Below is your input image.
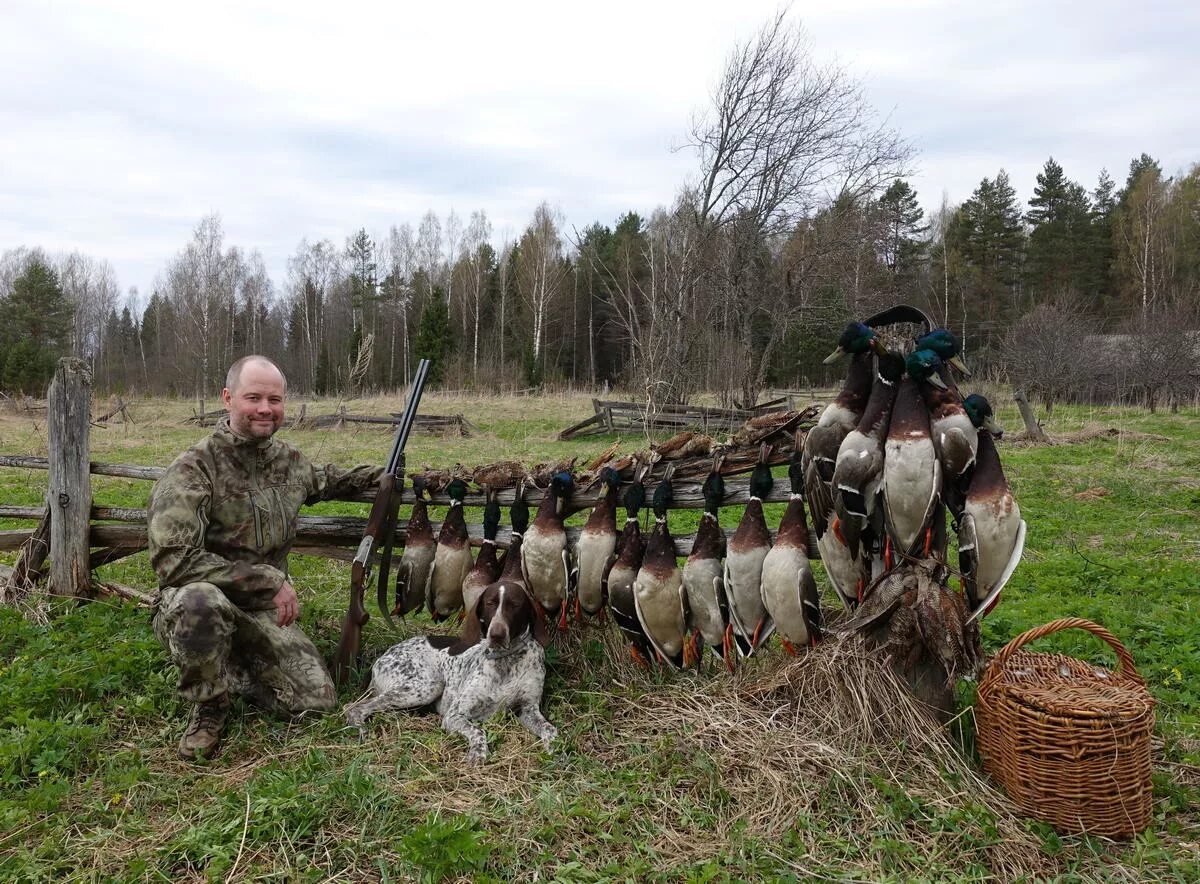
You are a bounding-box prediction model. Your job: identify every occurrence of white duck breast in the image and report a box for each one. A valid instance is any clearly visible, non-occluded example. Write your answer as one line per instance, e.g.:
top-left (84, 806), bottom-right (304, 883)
top-left (817, 530), bottom-right (865, 610)
top-left (723, 548), bottom-right (772, 647)
top-left (521, 526), bottom-right (569, 613)
top-left (933, 411), bottom-right (979, 477)
top-left (760, 545), bottom-right (817, 646)
top-left (882, 379), bottom-right (942, 555)
top-left (682, 554), bottom-right (725, 648)
top-left (429, 540), bottom-right (472, 618)
top-left (633, 569), bottom-right (687, 660)
top-left (962, 494), bottom-right (1025, 611)
top-left (575, 527), bottom-right (616, 615)
top-left (397, 543), bottom-right (435, 615)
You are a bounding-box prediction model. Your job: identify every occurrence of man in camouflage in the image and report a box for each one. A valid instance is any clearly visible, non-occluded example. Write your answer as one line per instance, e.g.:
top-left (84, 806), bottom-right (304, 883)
top-left (148, 356), bottom-right (381, 760)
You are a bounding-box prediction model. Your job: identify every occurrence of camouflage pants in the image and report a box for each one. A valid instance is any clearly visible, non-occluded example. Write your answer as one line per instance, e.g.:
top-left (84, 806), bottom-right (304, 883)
top-left (152, 582), bottom-right (336, 715)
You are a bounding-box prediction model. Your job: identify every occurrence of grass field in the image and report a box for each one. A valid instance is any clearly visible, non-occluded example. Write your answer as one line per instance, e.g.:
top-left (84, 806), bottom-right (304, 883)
top-left (1, 392), bottom-right (1198, 882)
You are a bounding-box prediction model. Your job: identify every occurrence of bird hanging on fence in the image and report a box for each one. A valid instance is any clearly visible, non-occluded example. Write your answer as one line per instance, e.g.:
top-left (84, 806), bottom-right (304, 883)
top-left (392, 475), bottom-right (435, 618)
top-left (914, 327), bottom-right (972, 378)
top-left (919, 355), bottom-right (984, 482)
top-left (723, 446), bottom-right (776, 656)
top-left (608, 468), bottom-right (654, 666)
top-left (521, 470), bottom-right (575, 629)
top-left (462, 489), bottom-right (502, 614)
top-left (760, 449), bottom-right (822, 656)
top-left (803, 322), bottom-right (881, 541)
top-left (682, 463), bottom-right (731, 669)
top-left (427, 478), bottom-right (474, 620)
top-left (574, 467), bottom-right (620, 620)
top-left (633, 465), bottom-right (689, 669)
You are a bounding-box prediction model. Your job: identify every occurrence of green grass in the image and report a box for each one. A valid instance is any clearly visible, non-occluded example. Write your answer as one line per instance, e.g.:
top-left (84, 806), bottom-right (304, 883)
top-left (1, 393), bottom-right (1198, 881)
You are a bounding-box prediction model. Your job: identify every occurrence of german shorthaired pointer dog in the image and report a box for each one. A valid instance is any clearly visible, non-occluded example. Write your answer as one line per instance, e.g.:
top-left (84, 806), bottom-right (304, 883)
top-left (345, 582), bottom-right (556, 762)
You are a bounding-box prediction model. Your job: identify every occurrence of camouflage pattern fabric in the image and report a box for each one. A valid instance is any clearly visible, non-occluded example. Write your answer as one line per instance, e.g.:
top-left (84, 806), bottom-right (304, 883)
top-left (153, 582), bottom-right (337, 714)
top-left (147, 417), bottom-right (381, 709)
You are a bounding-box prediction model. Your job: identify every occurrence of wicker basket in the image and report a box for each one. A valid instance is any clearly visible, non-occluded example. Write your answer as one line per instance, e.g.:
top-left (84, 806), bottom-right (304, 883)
top-left (975, 618), bottom-right (1156, 838)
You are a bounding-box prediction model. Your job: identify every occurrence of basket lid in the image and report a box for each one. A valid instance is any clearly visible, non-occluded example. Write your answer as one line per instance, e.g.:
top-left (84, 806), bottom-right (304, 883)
top-left (989, 649), bottom-right (1155, 720)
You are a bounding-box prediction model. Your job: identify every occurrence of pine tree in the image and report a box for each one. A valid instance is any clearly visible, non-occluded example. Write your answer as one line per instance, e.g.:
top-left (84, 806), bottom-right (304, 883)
top-left (1089, 169), bottom-right (1118, 304)
top-left (953, 170), bottom-right (1025, 339)
top-left (876, 180), bottom-right (929, 292)
top-left (1, 258), bottom-right (72, 393)
top-left (413, 288), bottom-right (452, 384)
top-left (1024, 157), bottom-right (1094, 299)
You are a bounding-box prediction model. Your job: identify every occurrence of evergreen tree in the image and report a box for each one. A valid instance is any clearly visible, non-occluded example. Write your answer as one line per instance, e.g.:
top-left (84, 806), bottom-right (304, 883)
top-left (876, 180), bottom-right (929, 292)
top-left (1, 258), bottom-right (72, 393)
top-left (413, 287), bottom-right (452, 384)
top-left (953, 170), bottom-right (1025, 336)
top-left (1089, 169), bottom-right (1118, 304)
top-left (1024, 157), bottom-right (1094, 299)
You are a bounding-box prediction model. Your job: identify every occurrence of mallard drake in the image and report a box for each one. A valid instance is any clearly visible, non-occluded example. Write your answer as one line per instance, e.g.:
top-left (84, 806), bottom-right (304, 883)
top-left (575, 467), bottom-right (619, 619)
top-left (761, 449), bottom-right (822, 655)
top-left (682, 465), bottom-right (729, 668)
top-left (832, 350), bottom-right (904, 555)
top-left (803, 322), bottom-right (882, 540)
top-left (633, 467), bottom-right (688, 668)
top-left (428, 478), bottom-right (474, 621)
top-left (521, 470), bottom-right (574, 628)
top-left (961, 429), bottom-right (1026, 623)
top-left (920, 362), bottom-right (980, 481)
top-left (608, 474), bottom-right (654, 666)
top-left (393, 475), bottom-right (435, 618)
top-left (462, 490), bottom-right (503, 614)
top-left (915, 327), bottom-right (971, 377)
top-left (723, 449), bottom-right (775, 655)
top-left (881, 353), bottom-right (944, 560)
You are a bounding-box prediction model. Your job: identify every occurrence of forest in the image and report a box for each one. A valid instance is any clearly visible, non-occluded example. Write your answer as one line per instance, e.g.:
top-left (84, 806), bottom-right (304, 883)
top-left (1, 17), bottom-right (1197, 410)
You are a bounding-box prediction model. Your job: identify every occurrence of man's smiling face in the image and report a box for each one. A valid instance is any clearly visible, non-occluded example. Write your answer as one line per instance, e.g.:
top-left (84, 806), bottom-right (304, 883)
top-left (222, 360), bottom-right (286, 440)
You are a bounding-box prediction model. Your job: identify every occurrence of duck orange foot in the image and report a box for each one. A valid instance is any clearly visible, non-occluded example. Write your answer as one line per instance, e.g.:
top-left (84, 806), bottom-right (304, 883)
top-left (781, 638), bottom-right (798, 657)
top-left (630, 645), bottom-right (652, 669)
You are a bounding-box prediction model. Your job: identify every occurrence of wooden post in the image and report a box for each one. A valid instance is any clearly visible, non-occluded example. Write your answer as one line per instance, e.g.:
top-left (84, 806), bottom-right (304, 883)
top-left (1012, 389), bottom-right (1049, 444)
top-left (47, 358), bottom-right (93, 598)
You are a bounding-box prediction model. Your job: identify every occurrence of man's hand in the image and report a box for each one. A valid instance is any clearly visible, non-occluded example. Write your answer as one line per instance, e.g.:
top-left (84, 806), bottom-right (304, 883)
top-left (273, 581), bottom-right (300, 627)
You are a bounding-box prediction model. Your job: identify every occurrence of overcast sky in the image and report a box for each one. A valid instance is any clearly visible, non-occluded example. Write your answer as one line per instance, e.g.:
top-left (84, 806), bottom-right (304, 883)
top-left (2, 0), bottom-right (1197, 300)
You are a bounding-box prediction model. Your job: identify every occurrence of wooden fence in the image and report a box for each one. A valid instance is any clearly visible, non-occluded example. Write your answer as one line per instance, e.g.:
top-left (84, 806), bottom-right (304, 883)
top-left (1, 360), bottom-right (814, 603)
top-left (558, 396), bottom-right (794, 440)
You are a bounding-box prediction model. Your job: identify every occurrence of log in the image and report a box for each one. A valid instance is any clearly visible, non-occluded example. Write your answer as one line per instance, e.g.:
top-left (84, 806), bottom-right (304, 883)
top-left (1, 512), bottom-right (50, 604)
top-left (94, 579), bottom-right (154, 607)
top-left (47, 359), bottom-right (92, 599)
top-left (1012, 389), bottom-right (1050, 443)
top-left (0, 455), bottom-right (166, 482)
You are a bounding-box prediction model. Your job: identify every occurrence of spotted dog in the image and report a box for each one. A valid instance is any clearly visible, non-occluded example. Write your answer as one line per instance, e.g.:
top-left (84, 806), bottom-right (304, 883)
top-left (345, 581), bottom-right (555, 762)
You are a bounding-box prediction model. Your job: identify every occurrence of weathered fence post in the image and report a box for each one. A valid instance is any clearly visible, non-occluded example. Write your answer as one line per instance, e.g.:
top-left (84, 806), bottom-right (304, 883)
top-left (48, 358), bottom-right (93, 598)
top-left (1012, 389), bottom-right (1049, 444)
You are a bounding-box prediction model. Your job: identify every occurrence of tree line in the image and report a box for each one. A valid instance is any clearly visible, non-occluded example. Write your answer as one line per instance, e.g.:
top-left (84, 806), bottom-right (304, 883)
top-left (2, 15), bottom-right (1197, 408)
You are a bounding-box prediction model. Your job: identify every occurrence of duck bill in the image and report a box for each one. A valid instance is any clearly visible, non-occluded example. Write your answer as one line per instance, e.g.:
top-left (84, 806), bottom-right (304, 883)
top-left (822, 346), bottom-right (846, 365)
top-left (926, 373), bottom-right (949, 390)
top-left (983, 416), bottom-right (1003, 439)
top-left (948, 355), bottom-right (972, 377)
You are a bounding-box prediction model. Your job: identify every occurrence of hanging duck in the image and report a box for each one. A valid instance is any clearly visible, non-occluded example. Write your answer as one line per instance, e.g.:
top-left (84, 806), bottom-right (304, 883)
top-left (761, 449), bottom-right (822, 655)
top-left (608, 472), bottom-right (654, 666)
top-left (961, 428), bottom-right (1026, 623)
top-left (682, 464), bottom-right (729, 668)
top-left (831, 350), bottom-right (904, 558)
top-left (723, 447), bottom-right (775, 655)
top-left (392, 475), bottom-right (435, 618)
top-left (914, 327), bottom-right (971, 378)
top-left (881, 351), bottom-right (945, 562)
top-left (426, 478), bottom-right (474, 621)
top-left (521, 470), bottom-right (575, 629)
top-left (633, 466), bottom-right (688, 669)
top-left (574, 467), bottom-right (619, 620)
top-left (461, 489), bottom-right (502, 614)
top-left (803, 322), bottom-right (882, 540)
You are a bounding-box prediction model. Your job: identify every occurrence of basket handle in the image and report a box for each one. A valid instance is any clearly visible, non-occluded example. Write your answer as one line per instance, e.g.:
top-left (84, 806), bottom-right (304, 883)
top-left (991, 617), bottom-right (1143, 681)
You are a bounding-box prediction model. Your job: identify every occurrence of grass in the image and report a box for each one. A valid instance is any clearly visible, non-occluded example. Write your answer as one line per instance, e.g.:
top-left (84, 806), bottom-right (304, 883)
top-left (1, 391), bottom-right (1198, 881)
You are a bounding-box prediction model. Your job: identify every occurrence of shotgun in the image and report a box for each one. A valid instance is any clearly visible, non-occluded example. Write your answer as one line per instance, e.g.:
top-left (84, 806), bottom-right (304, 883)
top-left (331, 358), bottom-right (431, 686)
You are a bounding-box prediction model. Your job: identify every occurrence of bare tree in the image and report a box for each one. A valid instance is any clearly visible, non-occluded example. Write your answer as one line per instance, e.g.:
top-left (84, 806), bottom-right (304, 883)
top-left (1121, 298), bottom-right (1200, 412)
top-left (1003, 297), bottom-right (1100, 414)
top-left (416, 211), bottom-right (443, 300)
top-left (461, 210), bottom-right (493, 379)
top-left (516, 203), bottom-right (566, 373)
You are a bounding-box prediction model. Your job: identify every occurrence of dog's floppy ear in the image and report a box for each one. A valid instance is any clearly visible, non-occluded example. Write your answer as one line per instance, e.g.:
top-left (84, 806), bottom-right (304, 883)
top-left (526, 588), bottom-right (550, 647)
top-left (451, 591), bottom-right (487, 654)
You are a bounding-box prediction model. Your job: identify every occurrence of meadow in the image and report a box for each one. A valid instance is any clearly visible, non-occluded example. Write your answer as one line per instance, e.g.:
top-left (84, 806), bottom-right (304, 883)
top-left (1, 391), bottom-right (1197, 882)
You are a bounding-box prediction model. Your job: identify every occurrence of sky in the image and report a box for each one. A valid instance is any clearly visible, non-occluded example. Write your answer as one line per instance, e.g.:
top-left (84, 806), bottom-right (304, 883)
top-left (2, 0), bottom-right (1197, 301)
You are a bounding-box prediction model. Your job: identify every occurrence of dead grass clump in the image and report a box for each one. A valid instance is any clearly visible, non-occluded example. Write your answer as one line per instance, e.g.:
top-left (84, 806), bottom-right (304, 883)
top-left (1009, 423), bottom-right (1171, 447)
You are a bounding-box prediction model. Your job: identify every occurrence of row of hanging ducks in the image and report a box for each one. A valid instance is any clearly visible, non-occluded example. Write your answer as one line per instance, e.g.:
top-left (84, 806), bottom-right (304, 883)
top-left (380, 310), bottom-right (1025, 669)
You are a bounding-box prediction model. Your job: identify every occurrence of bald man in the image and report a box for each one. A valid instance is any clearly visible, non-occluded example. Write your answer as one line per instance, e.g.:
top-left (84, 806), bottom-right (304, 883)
top-left (148, 356), bottom-right (382, 760)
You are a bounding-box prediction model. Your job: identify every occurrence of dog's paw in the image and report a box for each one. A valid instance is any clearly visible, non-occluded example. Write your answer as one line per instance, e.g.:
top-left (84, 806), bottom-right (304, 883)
top-left (539, 725), bottom-right (558, 748)
top-left (466, 747), bottom-right (487, 765)
top-left (344, 706), bottom-right (366, 729)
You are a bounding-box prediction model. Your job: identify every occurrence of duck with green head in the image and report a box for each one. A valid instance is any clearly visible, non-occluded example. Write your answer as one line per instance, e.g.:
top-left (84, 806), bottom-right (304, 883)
top-left (521, 470), bottom-right (575, 629)
top-left (574, 467), bottom-right (620, 620)
top-left (723, 447), bottom-right (776, 656)
top-left (803, 322), bottom-right (883, 542)
top-left (427, 478), bottom-right (474, 621)
top-left (760, 448), bottom-right (822, 655)
top-left (682, 462), bottom-right (729, 668)
top-left (608, 467), bottom-right (654, 666)
top-left (915, 328), bottom-right (971, 378)
top-left (880, 352), bottom-right (945, 561)
top-left (633, 466), bottom-right (688, 669)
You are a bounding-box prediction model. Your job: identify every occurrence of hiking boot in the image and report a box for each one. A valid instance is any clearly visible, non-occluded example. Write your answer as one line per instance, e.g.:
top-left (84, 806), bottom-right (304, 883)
top-left (178, 694), bottom-right (230, 761)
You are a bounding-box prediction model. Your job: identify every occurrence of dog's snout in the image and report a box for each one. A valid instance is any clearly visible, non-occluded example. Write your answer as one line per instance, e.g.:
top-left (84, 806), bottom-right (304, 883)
top-left (487, 616), bottom-right (510, 647)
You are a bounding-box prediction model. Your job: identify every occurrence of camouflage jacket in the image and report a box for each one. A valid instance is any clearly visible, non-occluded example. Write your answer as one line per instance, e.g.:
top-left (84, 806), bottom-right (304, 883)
top-left (148, 418), bottom-right (382, 610)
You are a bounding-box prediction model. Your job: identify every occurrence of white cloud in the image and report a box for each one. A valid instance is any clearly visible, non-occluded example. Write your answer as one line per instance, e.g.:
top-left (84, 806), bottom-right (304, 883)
top-left (2, 0), bottom-right (1197, 299)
